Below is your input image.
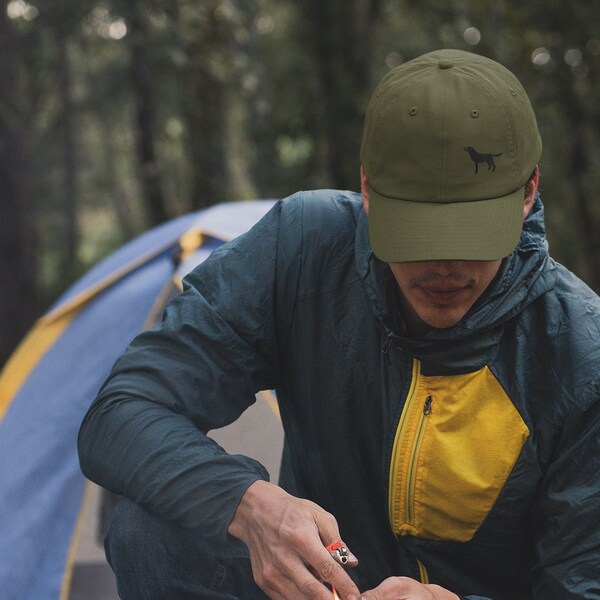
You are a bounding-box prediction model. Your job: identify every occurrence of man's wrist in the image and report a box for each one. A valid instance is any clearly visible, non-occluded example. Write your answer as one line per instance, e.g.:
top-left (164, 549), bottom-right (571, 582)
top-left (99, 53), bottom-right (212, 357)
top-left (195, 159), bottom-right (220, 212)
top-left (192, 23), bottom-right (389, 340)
top-left (228, 479), bottom-right (272, 541)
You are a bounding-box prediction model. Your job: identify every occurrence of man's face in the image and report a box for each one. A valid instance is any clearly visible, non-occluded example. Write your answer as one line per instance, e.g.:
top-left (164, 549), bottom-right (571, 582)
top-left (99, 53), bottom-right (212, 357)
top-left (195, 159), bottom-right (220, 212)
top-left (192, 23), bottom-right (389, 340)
top-left (389, 259), bottom-right (502, 330)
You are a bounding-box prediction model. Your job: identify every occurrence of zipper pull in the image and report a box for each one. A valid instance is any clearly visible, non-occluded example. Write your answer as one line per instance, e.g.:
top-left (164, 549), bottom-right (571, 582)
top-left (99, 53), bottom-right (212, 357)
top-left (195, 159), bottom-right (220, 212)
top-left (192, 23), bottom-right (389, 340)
top-left (381, 331), bottom-right (393, 354)
top-left (423, 395), bottom-right (433, 416)
top-left (381, 332), bottom-right (393, 366)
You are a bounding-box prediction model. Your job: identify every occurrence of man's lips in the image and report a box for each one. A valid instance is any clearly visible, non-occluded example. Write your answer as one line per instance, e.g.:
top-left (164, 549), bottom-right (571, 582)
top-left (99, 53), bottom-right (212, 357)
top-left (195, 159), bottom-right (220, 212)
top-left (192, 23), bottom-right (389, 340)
top-left (418, 285), bottom-right (468, 303)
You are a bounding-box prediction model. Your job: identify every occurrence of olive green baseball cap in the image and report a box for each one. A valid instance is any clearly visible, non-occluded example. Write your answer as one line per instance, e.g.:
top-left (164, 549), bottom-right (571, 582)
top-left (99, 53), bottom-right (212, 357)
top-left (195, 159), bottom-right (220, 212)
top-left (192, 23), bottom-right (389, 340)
top-left (360, 49), bottom-right (542, 262)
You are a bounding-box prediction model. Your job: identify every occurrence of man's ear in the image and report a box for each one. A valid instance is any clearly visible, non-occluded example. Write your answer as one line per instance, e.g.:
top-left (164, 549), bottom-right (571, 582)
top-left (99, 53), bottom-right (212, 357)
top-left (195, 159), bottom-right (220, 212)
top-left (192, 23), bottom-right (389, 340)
top-left (360, 165), bottom-right (369, 215)
top-left (523, 165), bottom-right (539, 219)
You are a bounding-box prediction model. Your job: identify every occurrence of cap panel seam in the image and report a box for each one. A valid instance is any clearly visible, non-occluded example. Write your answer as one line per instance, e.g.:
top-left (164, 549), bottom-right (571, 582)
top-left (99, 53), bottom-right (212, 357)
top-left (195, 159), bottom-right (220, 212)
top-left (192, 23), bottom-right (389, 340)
top-left (439, 69), bottom-right (448, 202)
top-left (458, 69), bottom-right (520, 182)
top-left (370, 68), bottom-right (435, 182)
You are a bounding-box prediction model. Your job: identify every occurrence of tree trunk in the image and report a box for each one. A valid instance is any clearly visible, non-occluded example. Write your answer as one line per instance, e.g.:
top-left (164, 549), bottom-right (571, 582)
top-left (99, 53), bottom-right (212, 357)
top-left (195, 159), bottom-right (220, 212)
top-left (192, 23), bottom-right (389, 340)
top-left (188, 63), bottom-right (228, 209)
top-left (298, 0), bottom-right (383, 190)
top-left (57, 35), bottom-right (80, 274)
top-left (562, 95), bottom-right (600, 292)
top-left (185, 4), bottom-right (229, 209)
top-left (128, 6), bottom-right (169, 226)
top-left (0, 11), bottom-right (39, 366)
top-left (98, 115), bottom-right (137, 241)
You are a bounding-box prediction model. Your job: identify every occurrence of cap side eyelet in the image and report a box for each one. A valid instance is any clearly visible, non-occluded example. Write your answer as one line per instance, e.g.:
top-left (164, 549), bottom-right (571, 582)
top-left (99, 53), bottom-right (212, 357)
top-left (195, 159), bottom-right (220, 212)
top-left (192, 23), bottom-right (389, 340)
top-left (409, 106), bottom-right (418, 116)
top-left (470, 109), bottom-right (479, 118)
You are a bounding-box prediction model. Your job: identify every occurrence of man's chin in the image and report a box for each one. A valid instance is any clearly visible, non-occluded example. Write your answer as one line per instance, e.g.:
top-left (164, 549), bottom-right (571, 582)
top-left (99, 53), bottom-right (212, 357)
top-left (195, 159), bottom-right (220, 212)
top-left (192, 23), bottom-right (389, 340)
top-left (419, 308), bottom-right (467, 329)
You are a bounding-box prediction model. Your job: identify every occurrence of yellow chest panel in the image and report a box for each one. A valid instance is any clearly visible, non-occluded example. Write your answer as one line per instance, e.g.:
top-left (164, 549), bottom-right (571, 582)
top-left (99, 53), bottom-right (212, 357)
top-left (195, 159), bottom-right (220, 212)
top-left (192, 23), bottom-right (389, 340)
top-left (388, 360), bottom-right (530, 542)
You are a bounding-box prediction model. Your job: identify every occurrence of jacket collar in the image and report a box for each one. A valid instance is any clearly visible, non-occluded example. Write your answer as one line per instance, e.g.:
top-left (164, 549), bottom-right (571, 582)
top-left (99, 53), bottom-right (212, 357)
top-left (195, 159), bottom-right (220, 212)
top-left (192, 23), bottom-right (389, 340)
top-left (357, 192), bottom-right (556, 374)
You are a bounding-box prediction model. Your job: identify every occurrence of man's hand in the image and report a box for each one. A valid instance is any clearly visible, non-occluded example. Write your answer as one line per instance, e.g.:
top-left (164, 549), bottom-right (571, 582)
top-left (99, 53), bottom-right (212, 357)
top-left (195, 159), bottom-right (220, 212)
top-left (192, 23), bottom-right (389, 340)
top-left (361, 577), bottom-right (459, 600)
top-left (228, 480), bottom-right (361, 600)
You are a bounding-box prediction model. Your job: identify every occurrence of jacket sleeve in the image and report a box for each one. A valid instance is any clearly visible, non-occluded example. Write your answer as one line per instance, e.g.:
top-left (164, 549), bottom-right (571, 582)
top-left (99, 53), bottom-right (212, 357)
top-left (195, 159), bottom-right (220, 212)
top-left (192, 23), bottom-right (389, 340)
top-left (78, 197), bottom-right (302, 545)
top-left (531, 382), bottom-right (600, 596)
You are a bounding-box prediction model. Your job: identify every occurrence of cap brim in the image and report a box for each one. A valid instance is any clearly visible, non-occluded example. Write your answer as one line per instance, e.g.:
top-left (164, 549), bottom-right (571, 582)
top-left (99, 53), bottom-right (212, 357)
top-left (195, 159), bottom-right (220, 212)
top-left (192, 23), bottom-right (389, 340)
top-left (368, 186), bottom-right (525, 263)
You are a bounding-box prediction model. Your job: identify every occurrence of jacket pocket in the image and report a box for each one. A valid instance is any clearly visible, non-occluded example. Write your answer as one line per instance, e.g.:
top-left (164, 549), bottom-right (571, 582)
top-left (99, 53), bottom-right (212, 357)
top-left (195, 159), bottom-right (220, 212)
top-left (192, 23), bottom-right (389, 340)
top-left (388, 360), bottom-right (529, 542)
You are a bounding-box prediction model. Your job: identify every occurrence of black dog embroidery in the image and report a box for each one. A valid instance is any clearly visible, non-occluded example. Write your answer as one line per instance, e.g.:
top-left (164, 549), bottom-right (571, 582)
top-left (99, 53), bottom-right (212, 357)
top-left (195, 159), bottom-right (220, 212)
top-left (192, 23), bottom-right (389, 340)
top-left (463, 146), bottom-right (502, 173)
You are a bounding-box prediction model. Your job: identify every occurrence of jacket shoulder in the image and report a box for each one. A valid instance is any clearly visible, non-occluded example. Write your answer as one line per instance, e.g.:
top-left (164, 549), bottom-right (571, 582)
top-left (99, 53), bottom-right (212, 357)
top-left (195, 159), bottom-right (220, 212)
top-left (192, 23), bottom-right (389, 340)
top-left (546, 261), bottom-right (600, 333)
top-left (275, 189), bottom-right (364, 259)
top-left (279, 189), bottom-right (363, 230)
top-left (533, 261), bottom-right (600, 406)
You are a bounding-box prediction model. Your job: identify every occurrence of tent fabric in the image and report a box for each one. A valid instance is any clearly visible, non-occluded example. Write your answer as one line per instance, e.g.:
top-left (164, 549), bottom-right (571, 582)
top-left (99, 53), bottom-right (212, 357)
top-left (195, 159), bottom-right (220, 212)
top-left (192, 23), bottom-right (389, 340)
top-left (0, 200), bottom-right (275, 600)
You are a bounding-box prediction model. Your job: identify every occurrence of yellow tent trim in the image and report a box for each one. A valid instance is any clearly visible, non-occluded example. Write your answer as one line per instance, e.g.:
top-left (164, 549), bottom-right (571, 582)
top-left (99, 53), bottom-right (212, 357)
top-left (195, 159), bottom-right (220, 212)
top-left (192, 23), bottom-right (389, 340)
top-left (39, 223), bottom-right (214, 328)
top-left (180, 225), bottom-right (241, 250)
top-left (0, 224), bottom-right (214, 422)
top-left (258, 390), bottom-right (280, 421)
top-left (39, 239), bottom-right (182, 328)
top-left (141, 277), bottom-right (181, 331)
top-left (178, 228), bottom-right (205, 260)
top-left (59, 481), bottom-right (94, 600)
top-left (0, 310), bottom-right (78, 422)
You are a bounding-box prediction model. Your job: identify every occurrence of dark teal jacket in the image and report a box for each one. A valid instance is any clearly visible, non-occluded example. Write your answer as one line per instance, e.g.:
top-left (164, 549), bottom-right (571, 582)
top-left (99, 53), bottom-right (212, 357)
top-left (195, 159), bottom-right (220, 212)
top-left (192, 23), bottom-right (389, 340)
top-left (78, 190), bottom-right (600, 599)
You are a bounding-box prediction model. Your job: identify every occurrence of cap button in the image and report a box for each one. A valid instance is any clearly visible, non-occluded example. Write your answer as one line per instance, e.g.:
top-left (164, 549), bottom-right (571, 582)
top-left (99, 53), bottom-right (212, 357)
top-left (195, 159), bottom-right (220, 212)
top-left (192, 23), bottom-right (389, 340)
top-left (438, 59), bottom-right (454, 69)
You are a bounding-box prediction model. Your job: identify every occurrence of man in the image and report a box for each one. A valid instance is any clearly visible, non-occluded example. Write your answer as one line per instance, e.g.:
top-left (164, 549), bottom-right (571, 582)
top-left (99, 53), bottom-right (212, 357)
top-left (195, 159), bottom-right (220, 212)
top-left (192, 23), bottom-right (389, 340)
top-left (78, 49), bottom-right (600, 599)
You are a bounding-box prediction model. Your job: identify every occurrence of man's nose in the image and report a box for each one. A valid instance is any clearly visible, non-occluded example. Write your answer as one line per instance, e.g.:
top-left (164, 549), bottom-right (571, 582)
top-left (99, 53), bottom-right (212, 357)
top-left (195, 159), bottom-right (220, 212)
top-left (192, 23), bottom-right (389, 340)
top-left (429, 260), bottom-right (463, 274)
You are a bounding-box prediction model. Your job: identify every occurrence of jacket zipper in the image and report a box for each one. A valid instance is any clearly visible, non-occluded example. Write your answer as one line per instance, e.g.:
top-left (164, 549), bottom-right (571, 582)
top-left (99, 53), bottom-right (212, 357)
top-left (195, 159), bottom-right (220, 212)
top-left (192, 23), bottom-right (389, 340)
top-left (388, 358), bottom-right (418, 527)
top-left (388, 358), bottom-right (433, 529)
top-left (405, 392), bottom-right (432, 524)
top-left (387, 359), bottom-right (434, 585)
top-left (417, 558), bottom-right (429, 583)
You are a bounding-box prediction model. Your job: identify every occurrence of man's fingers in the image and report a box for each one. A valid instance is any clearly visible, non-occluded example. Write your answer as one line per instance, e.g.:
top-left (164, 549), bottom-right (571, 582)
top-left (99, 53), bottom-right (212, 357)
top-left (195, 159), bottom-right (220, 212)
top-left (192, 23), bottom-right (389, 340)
top-left (256, 557), bottom-right (332, 600)
top-left (308, 541), bottom-right (361, 600)
top-left (256, 528), bottom-right (358, 600)
top-left (326, 540), bottom-right (359, 568)
top-left (229, 482), bottom-right (362, 599)
top-left (361, 577), bottom-right (459, 600)
top-left (315, 510), bottom-right (359, 568)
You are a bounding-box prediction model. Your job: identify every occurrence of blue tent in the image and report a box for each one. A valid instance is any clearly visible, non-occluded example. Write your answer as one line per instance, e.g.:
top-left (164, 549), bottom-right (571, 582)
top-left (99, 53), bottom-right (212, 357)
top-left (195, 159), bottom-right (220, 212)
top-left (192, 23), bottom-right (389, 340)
top-left (0, 200), bottom-right (275, 600)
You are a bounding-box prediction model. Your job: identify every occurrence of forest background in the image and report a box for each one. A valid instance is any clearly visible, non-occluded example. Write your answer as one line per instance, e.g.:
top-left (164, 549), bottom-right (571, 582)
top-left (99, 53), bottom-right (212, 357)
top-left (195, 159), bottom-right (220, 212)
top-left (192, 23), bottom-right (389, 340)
top-left (2, 0), bottom-right (600, 367)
